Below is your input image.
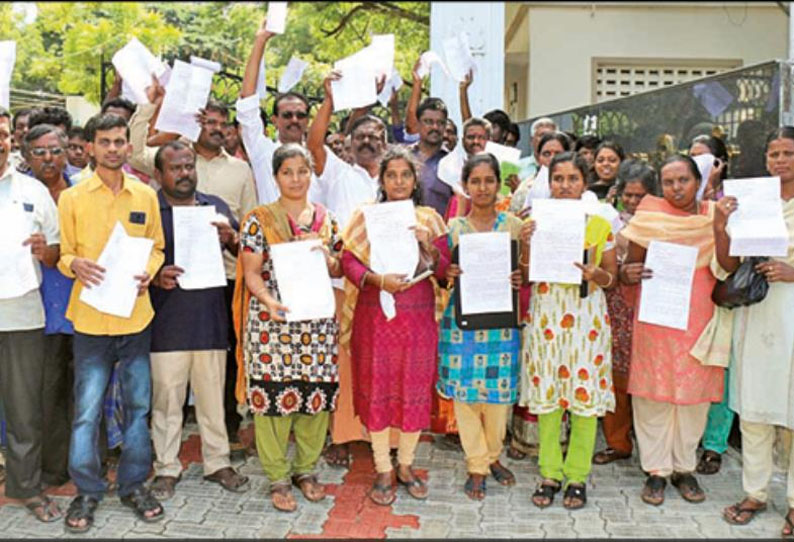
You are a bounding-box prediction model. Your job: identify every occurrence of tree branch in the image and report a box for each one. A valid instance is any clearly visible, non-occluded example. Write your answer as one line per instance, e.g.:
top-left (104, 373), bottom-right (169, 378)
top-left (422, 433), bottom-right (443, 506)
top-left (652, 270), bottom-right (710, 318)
top-left (320, 2), bottom-right (429, 38)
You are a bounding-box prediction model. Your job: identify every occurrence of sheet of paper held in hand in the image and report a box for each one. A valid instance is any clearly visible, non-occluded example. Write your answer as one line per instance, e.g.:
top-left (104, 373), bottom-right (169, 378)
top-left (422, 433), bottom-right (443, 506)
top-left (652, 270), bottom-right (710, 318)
top-left (154, 60), bottom-right (214, 141)
top-left (529, 199), bottom-right (586, 284)
top-left (269, 239), bottom-right (336, 322)
top-left (265, 2), bottom-right (288, 34)
top-left (80, 222), bottom-right (154, 318)
top-left (723, 177), bottom-right (789, 257)
top-left (362, 200), bottom-right (419, 277)
top-left (112, 38), bottom-right (166, 105)
top-left (459, 231), bottom-right (512, 315)
top-left (173, 206), bottom-right (227, 290)
top-left (638, 240), bottom-right (698, 331)
top-left (0, 203), bottom-right (38, 299)
top-left (332, 54), bottom-right (377, 112)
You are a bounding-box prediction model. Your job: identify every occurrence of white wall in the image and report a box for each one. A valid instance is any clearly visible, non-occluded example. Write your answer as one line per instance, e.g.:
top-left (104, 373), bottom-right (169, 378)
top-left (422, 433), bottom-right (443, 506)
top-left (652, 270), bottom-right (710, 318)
top-left (430, 2), bottom-right (505, 129)
top-left (523, 3), bottom-right (787, 118)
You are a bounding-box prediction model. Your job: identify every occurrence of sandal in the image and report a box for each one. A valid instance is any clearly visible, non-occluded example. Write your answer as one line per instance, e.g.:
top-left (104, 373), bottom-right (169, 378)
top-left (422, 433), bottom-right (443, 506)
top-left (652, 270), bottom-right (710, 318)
top-left (464, 474), bottom-right (487, 501)
top-left (291, 473), bottom-right (326, 502)
top-left (783, 508), bottom-right (794, 538)
top-left (120, 486), bottom-right (165, 523)
top-left (64, 495), bottom-right (98, 533)
top-left (563, 483), bottom-right (587, 510)
top-left (593, 447), bottom-right (632, 465)
top-left (204, 467), bottom-right (250, 494)
top-left (506, 445), bottom-right (527, 461)
top-left (641, 475), bottom-right (666, 506)
top-left (532, 479), bottom-right (561, 508)
top-left (270, 482), bottom-right (298, 513)
top-left (323, 443), bottom-right (350, 469)
top-left (723, 497), bottom-right (767, 525)
top-left (696, 450), bottom-right (722, 475)
top-left (671, 472), bottom-right (706, 503)
top-left (23, 494), bottom-right (62, 523)
top-left (396, 467), bottom-right (428, 500)
top-left (149, 475), bottom-right (180, 501)
top-left (369, 474), bottom-right (396, 507)
top-left (489, 461), bottom-right (516, 486)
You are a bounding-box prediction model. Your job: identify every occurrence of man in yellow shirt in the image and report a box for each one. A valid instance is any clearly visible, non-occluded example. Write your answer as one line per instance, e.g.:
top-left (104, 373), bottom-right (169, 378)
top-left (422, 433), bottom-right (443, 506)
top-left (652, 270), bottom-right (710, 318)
top-left (56, 113), bottom-right (165, 533)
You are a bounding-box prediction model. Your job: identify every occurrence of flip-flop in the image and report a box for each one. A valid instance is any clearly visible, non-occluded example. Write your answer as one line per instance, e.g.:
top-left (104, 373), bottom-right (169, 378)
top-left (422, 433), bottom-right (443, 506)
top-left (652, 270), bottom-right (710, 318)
top-left (464, 474), bottom-right (486, 500)
top-left (489, 461), bottom-right (516, 486)
top-left (23, 495), bottom-right (62, 523)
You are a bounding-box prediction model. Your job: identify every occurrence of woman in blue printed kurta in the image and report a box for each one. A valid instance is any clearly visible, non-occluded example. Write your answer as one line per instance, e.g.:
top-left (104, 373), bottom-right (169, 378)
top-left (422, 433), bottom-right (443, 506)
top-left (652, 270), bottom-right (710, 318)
top-left (434, 153), bottom-right (526, 500)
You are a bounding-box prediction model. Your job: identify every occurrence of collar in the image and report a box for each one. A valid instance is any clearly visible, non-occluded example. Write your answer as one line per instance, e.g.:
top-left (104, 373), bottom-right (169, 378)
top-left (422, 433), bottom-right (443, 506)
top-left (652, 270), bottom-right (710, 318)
top-left (0, 162), bottom-right (14, 183)
top-left (86, 170), bottom-right (133, 193)
top-left (157, 188), bottom-right (213, 210)
top-left (410, 142), bottom-right (447, 161)
top-left (193, 144), bottom-right (230, 162)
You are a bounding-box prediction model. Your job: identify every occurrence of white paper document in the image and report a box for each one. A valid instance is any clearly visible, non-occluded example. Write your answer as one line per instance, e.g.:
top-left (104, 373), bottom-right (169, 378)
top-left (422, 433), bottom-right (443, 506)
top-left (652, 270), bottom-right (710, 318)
top-left (79, 222), bottom-right (154, 319)
top-left (370, 34), bottom-right (395, 79)
top-left (522, 166), bottom-right (550, 211)
top-left (112, 38), bottom-right (167, 105)
top-left (332, 54), bottom-right (377, 111)
top-left (638, 240), bottom-right (698, 331)
top-left (277, 57), bottom-right (308, 94)
top-left (443, 33), bottom-right (476, 83)
top-left (377, 68), bottom-right (403, 108)
top-left (416, 51), bottom-right (451, 80)
top-left (266, 2), bottom-right (288, 34)
top-left (437, 145), bottom-right (467, 196)
top-left (723, 177), bottom-right (789, 257)
top-left (459, 231), bottom-right (512, 315)
top-left (529, 199), bottom-right (586, 284)
top-left (190, 56), bottom-right (221, 74)
top-left (485, 141), bottom-right (521, 166)
top-left (269, 239), bottom-right (336, 322)
top-left (0, 203), bottom-right (38, 299)
top-left (154, 60), bottom-right (214, 141)
top-left (363, 200), bottom-right (419, 319)
top-left (173, 206), bottom-right (227, 290)
top-left (0, 40), bottom-right (15, 109)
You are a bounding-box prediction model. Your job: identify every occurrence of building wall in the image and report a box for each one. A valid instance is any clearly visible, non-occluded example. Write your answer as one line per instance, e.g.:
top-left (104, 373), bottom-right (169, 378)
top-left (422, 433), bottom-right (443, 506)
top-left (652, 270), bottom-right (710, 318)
top-left (518, 3), bottom-right (787, 119)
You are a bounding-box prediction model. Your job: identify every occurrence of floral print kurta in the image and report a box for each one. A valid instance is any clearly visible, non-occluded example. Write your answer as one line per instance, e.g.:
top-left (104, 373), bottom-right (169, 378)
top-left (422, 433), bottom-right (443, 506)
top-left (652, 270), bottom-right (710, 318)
top-left (241, 211), bottom-right (341, 417)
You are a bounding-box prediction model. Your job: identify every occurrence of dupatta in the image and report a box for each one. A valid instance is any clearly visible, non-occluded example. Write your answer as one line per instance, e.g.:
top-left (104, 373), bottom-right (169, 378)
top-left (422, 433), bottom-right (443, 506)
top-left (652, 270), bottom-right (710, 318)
top-left (339, 203), bottom-right (447, 346)
top-left (231, 201), bottom-right (333, 404)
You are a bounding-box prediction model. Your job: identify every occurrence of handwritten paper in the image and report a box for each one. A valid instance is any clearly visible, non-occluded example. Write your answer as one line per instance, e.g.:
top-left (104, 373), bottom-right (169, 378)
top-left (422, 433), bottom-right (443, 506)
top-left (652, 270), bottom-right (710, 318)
top-left (173, 206), bottom-right (227, 290)
top-left (266, 2), bottom-right (288, 34)
top-left (638, 241), bottom-right (698, 331)
top-left (363, 200), bottom-right (418, 319)
top-left (0, 202), bottom-right (38, 299)
top-left (277, 57), bottom-right (308, 94)
top-left (190, 56), bottom-right (221, 74)
top-left (112, 38), bottom-right (167, 105)
top-left (723, 177), bottom-right (789, 257)
top-left (0, 41), bottom-right (15, 109)
top-left (529, 199), bottom-right (585, 284)
top-left (154, 60), bottom-right (214, 141)
top-left (332, 53), bottom-right (377, 112)
top-left (269, 239), bottom-right (336, 322)
top-left (443, 33), bottom-right (476, 83)
top-left (79, 222), bottom-right (154, 318)
top-left (459, 231), bottom-right (512, 315)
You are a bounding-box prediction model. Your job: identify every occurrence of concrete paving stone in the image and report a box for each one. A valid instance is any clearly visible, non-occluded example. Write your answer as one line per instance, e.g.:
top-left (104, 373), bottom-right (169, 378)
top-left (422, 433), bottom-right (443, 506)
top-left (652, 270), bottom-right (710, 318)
top-left (390, 501), bottom-right (453, 517)
top-left (607, 524), bottom-right (675, 538)
top-left (162, 520), bottom-right (226, 539)
top-left (414, 518), bottom-right (451, 538)
top-left (122, 533), bottom-right (170, 539)
top-left (257, 520), bottom-right (294, 538)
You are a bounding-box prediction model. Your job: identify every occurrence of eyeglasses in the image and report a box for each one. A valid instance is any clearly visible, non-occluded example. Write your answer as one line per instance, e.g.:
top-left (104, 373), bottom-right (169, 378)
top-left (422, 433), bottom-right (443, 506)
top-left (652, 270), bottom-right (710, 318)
top-left (279, 111), bottom-right (308, 120)
top-left (30, 147), bottom-right (65, 157)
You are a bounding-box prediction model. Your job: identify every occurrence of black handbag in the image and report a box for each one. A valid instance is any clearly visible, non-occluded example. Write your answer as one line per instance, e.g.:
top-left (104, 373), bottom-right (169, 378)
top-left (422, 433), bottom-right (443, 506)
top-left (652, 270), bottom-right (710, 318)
top-left (711, 256), bottom-right (770, 309)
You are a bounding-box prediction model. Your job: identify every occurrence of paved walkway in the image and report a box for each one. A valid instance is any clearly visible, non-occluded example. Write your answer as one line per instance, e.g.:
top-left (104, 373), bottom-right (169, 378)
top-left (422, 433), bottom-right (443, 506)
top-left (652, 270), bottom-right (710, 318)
top-left (0, 421), bottom-right (790, 539)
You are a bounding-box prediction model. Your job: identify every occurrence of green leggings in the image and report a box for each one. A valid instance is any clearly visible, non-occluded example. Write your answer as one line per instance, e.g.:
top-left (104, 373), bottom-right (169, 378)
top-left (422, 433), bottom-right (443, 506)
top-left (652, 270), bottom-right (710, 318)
top-left (538, 409), bottom-right (597, 486)
top-left (254, 411), bottom-right (329, 484)
top-left (703, 369), bottom-right (734, 454)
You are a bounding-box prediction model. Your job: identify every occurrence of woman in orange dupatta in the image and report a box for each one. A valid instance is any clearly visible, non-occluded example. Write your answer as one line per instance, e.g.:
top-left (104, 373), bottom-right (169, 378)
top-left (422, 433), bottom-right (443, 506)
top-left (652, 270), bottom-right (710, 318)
top-left (620, 155), bottom-right (723, 507)
top-left (340, 147), bottom-right (447, 506)
top-left (232, 145), bottom-right (342, 513)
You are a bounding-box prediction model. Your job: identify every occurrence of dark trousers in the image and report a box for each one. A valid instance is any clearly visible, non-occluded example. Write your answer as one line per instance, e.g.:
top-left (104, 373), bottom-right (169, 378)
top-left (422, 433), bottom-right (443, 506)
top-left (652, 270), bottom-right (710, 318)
top-left (70, 328), bottom-right (152, 500)
top-left (42, 333), bottom-right (73, 485)
top-left (0, 329), bottom-right (45, 499)
top-left (224, 281), bottom-right (241, 440)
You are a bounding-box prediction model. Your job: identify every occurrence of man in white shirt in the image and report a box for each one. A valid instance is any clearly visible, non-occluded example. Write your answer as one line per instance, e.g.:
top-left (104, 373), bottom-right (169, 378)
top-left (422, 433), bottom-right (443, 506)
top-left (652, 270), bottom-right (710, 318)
top-left (0, 108), bottom-right (64, 523)
top-left (236, 17), bottom-right (315, 205)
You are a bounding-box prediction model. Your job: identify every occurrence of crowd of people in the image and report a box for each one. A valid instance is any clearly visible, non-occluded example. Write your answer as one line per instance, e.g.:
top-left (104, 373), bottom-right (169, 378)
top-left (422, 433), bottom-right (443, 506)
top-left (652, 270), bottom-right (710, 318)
top-left (1, 15), bottom-right (794, 537)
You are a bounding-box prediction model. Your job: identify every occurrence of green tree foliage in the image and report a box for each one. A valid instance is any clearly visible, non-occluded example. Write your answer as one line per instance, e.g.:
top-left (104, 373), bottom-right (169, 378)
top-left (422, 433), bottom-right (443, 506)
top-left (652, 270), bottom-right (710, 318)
top-left (0, 1), bottom-right (429, 107)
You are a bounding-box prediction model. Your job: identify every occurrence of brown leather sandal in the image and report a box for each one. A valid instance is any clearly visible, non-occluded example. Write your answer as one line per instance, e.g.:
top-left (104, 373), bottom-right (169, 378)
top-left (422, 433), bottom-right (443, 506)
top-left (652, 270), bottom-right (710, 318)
top-left (291, 473), bottom-right (326, 502)
top-left (204, 467), bottom-right (250, 493)
top-left (396, 467), bottom-right (428, 500)
top-left (723, 497), bottom-right (767, 525)
top-left (270, 482), bottom-right (298, 513)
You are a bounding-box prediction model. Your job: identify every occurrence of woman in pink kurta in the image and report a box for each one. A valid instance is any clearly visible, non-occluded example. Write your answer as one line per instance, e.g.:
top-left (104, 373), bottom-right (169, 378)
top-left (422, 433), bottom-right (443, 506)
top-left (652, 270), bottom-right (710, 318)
top-left (620, 155), bottom-right (722, 508)
top-left (340, 147), bottom-right (448, 506)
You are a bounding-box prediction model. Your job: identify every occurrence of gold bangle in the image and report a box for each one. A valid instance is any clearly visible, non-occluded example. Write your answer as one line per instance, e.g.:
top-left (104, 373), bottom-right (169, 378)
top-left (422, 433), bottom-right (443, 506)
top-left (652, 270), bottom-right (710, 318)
top-left (519, 254), bottom-right (529, 267)
top-left (601, 271), bottom-right (614, 289)
top-left (379, 274), bottom-right (385, 290)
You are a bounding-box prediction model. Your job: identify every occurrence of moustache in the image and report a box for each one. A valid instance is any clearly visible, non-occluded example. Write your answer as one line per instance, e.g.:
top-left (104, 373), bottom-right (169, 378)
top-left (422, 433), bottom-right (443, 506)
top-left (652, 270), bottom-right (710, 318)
top-left (357, 144), bottom-right (375, 153)
top-left (287, 123), bottom-right (301, 130)
top-left (176, 177), bottom-right (193, 185)
top-left (428, 130), bottom-right (440, 137)
top-left (210, 131), bottom-right (224, 138)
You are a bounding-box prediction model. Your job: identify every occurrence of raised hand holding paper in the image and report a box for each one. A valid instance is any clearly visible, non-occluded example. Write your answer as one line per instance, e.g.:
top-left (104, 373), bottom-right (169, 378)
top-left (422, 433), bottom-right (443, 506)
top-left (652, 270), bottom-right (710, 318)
top-left (723, 177), bottom-right (789, 257)
top-left (443, 33), bottom-right (476, 83)
top-left (154, 60), bottom-right (214, 141)
top-left (112, 38), bottom-right (166, 105)
top-left (265, 2), bottom-right (288, 34)
top-left (416, 51), bottom-right (451, 80)
top-left (332, 52), bottom-right (377, 112)
top-left (377, 68), bottom-right (403, 108)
